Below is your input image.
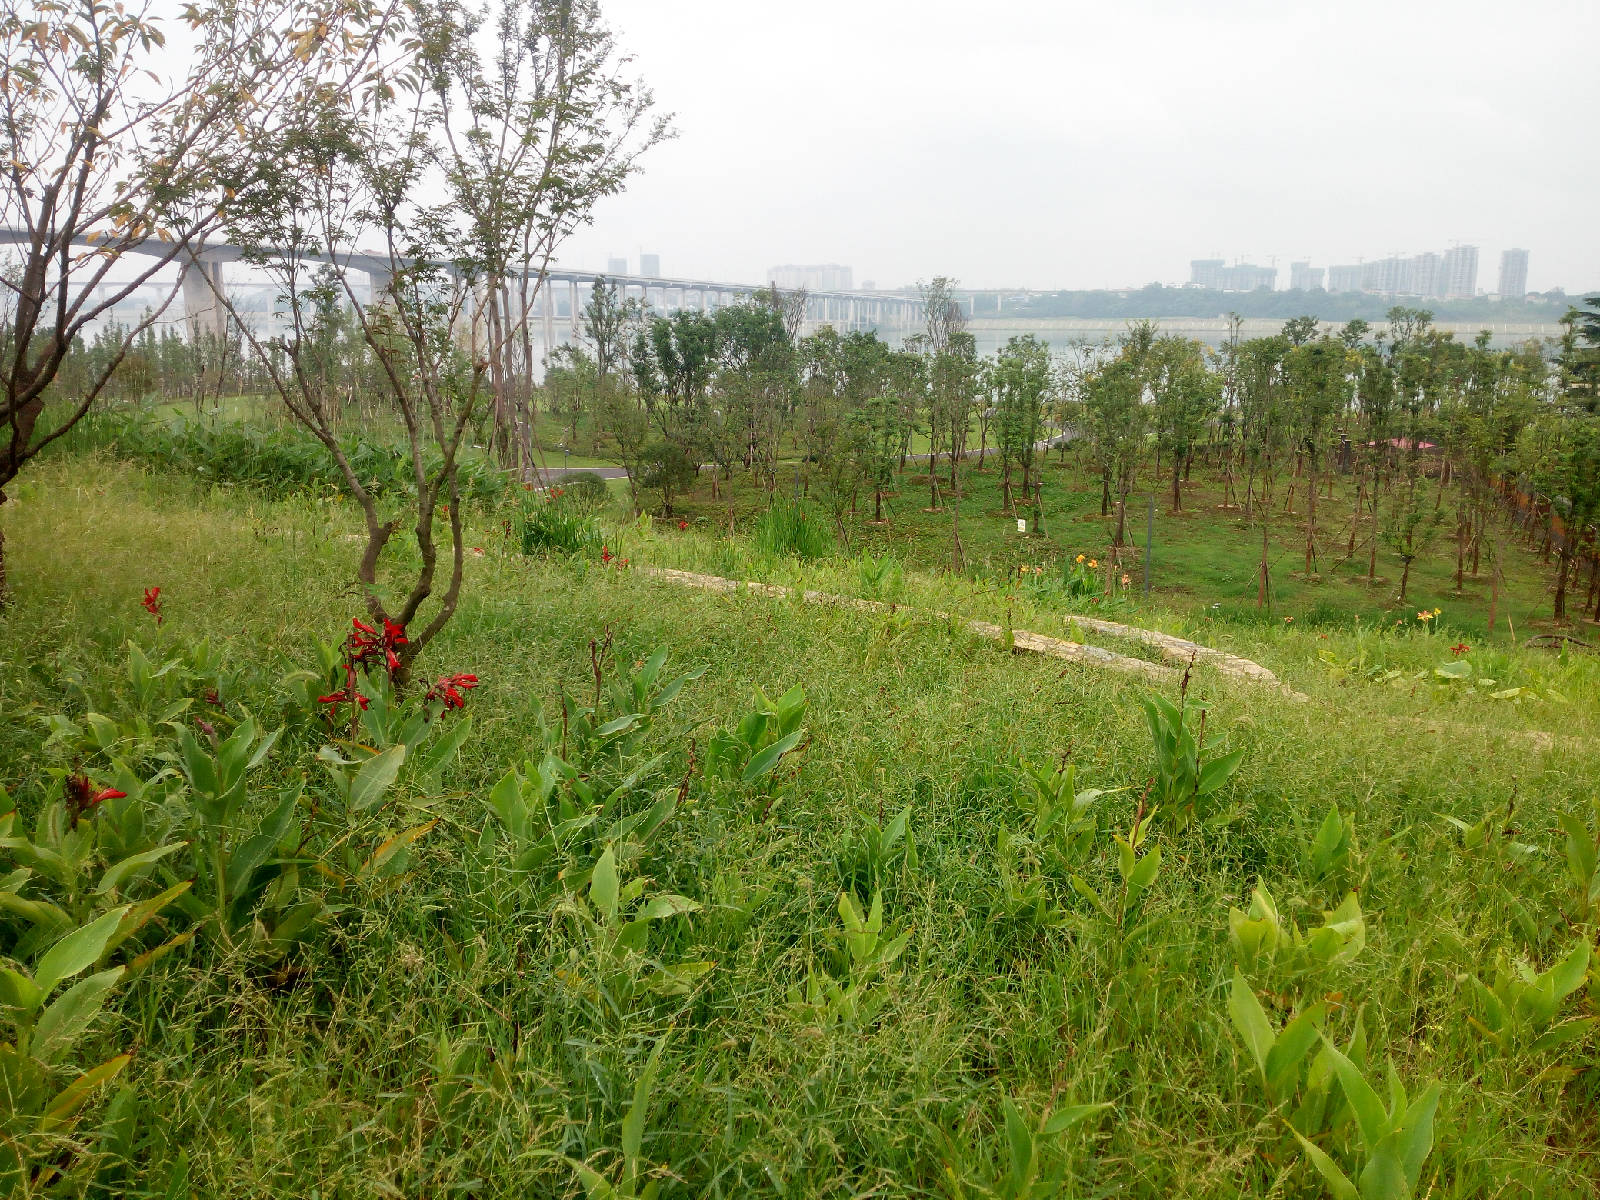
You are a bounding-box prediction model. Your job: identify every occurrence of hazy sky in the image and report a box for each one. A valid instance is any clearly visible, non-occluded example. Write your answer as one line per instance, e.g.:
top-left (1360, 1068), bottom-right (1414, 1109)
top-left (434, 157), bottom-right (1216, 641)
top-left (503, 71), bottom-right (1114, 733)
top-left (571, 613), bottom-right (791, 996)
top-left (556, 0), bottom-right (1598, 293)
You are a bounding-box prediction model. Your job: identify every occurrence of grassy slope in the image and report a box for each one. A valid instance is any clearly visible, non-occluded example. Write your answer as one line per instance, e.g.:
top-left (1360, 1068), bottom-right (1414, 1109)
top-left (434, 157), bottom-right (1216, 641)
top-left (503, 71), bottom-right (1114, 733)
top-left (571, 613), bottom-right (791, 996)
top-left (2, 457), bottom-right (1598, 1197)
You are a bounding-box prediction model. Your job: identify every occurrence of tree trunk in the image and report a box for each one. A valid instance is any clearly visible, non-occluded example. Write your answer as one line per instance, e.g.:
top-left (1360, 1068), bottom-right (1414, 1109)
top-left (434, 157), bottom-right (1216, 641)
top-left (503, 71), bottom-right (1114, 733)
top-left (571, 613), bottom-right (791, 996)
top-left (1398, 554), bottom-right (1413, 602)
top-left (1170, 454), bottom-right (1181, 513)
top-left (1554, 548), bottom-right (1571, 623)
top-left (1257, 521), bottom-right (1269, 609)
top-left (1304, 470), bottom-right (1317, 576)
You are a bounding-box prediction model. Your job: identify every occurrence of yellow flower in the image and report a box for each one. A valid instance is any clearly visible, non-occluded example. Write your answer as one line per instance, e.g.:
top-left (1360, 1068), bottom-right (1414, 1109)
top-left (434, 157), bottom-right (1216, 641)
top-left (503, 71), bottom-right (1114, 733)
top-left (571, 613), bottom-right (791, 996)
top-left (1417, 610), bottom-right (1431, 621)
top-left (1433, 607), bottom-right (1442, 616)
top-left (1088, 559), bottom-right (1098, 569)
top-left (1075, 554), bottom-right (1085, 563)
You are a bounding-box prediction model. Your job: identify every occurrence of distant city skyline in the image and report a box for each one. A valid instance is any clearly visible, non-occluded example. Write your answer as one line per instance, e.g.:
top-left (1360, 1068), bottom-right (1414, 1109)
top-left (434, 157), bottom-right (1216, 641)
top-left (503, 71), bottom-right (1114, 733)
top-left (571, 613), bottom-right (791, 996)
top-left (550, 0), bottom-right (1596, 295)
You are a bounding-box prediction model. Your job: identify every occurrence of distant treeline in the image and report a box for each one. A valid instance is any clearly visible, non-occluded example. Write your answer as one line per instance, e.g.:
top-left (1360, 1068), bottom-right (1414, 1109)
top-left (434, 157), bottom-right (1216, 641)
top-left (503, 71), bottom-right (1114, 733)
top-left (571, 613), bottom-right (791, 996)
top-left (1006, 285), bottom-right (1584, 324)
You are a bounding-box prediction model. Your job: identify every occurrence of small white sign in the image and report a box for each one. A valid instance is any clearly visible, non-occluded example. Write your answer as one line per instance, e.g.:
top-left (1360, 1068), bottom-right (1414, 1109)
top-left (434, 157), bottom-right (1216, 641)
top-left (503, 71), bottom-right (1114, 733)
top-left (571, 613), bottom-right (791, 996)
top-left (1016, 519), bottom-right (1027, 534)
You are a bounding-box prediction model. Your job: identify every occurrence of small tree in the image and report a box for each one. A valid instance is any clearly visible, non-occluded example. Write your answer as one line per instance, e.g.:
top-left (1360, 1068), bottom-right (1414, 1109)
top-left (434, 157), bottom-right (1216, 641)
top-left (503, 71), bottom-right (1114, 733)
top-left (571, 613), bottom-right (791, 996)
top-left (0, 0), bottom-right (377, 598)
top-left (214, 0), bottom-right (663, 677)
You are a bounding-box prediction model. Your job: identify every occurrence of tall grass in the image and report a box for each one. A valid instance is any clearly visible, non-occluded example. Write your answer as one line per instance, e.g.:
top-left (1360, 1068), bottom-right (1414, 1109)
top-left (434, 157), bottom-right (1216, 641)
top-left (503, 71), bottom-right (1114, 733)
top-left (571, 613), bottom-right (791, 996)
top-left (752, 496), bottom-right (833, 559)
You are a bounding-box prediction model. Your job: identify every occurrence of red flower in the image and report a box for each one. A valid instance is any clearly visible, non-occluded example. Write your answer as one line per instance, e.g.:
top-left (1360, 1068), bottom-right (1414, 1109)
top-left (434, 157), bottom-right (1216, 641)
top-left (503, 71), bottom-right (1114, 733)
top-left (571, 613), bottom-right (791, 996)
top-left (318, 688), bottom-right (370, 711)
top-left (345, 617), bottom-right (407, 679)
top-left (426, 672), bottom-right (479, 711)
top-left (141, 586), bottom-right (163, 624)
top-left (64, 774), bottom-right (126, 820)
top-left (1451, 642), bottom-right (1470, 657)
top-left (601, 546), bottom-right (612, 564)
top-left (678, 519), bottom-right (688, 531)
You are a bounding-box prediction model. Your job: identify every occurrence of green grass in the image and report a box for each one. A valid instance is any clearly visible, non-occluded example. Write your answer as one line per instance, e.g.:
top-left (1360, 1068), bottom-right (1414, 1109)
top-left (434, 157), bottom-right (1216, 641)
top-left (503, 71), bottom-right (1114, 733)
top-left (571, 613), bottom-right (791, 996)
top-left (1, 454), bottom-right (1598, 1196)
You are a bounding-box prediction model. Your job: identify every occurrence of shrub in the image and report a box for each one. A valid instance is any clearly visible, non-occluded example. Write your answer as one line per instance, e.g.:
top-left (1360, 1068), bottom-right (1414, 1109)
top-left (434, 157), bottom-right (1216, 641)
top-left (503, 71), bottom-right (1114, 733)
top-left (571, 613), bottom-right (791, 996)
top-left (65, 409), bottom-right (502, 502)
top-left (560, 470), bottom-right (611, 510)
top-left (753, 497), bottom-right (833, 559)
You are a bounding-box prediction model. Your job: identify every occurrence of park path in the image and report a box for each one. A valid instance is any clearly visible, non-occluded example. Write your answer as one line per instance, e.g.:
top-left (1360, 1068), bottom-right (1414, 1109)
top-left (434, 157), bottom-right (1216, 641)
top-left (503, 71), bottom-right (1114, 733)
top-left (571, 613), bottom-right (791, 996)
top-left (637, 565), bottom-right (1305, 698)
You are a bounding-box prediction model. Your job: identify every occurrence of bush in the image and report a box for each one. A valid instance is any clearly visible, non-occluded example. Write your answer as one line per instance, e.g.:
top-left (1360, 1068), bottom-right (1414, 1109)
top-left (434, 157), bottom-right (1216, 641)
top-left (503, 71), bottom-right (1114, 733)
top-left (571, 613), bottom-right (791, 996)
top-left (559, 470), bottom-right (611, 510)
top-left (753, 496), bottom-right (833, 559)
top-left (65, 408), bottom-right (503, 502)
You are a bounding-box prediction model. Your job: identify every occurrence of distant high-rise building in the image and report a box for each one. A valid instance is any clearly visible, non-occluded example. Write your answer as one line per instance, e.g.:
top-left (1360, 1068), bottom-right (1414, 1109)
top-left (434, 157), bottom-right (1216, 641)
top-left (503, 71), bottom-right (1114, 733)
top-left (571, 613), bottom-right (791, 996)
top-left (1189, 258), bottom-right (1275, 292)
top-left (1289, 262), bottom-right (1325, 291)
top-left (767, 264), bottom-right (854, 292)
top-left (1324, 244), bottom-right (1476, 298)
top-left (1327, 264), bottom-right (1364, 293)
top-left (1440, 245), bottom-right (1477, 299)
top-left (1498, 248), bottom-right (1529, 298)
top-left (1189, 259), bottom-right (1226, 290)
top-left (606, 256), bottom-right (628, 276)
top-left (639, 253), bottom-right (661, 279)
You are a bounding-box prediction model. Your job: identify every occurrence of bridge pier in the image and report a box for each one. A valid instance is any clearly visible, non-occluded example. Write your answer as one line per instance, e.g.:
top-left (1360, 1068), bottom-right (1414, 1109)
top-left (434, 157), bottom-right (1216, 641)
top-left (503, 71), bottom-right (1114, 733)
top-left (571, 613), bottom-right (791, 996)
top-left (181, 251), bottom-right (229, 342)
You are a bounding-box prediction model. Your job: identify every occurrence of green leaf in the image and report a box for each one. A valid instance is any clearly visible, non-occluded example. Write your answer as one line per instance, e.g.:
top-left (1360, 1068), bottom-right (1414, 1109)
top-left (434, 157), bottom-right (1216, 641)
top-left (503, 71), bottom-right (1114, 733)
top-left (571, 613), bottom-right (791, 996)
top-left (1127, 845), bottom-right (1161, 900)
top-left (590, 846), bottom-right (619, 922)
top-left (1229, 969), bottom-right (1275, 1078)
top-left (1267, 1002), bottom-right (1326, 1101)
top-left (1002, 1097), bottom-right (1033, 1186)
top-left (34, 907), bottom-right (131, 996)
top-left (39, 1054), bottom-right (132, 1133)
top-left (743, 729), bottom-right (804, 785)
top-left (621, 1034), bottom-right (668, 1173)
top-left (1323, 1039), bottom-right (1388, 1154)
top-left (1198, 747), bottom-right (1246, 795)
top-left (349, 744), bottom-right (406, 811)
top-left (1040, 1102), bottom-right (1111, 1136)
top-left (1290, 1127), bottom-right (1360, 1200)
top-left (1392, 1081), bottom-right (1441, 1191)
top-left (96, 842), bottom-right (185, 895)
top-left (34, 967), bottom-right (125, 1065)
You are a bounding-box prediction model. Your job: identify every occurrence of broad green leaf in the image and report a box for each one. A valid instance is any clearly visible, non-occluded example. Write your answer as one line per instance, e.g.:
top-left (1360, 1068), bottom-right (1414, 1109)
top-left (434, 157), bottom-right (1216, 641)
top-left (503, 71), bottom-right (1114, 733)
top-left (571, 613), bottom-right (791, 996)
top-left (349, 744), bottom-right (406, 811)
top-left (1002, 1097), bottom-right (1033, 1186)
top-left (34, 967), bottom-right (124, 1065)
top-left (0, 965), bottom-right (44, 1013)
top-left (1127, 845), bottom-right (1161, 898)
top-left (621, 1035), bottom-right (668, 1166)
top-left (34, 907), bottom-right (130, 996)
top-left (743, 729), bottom-right (805, 785)
top-left (1290, 1128), bottom-right (1359, 1200)
top-left (1323, 1039), bottom-right (1388, 1154)
top-left (1356, 1143), bottom-right (1409, 1200)
top-left (1267, 1002), bottom-right (1326, 1101)
top-left (636, 894), bottom-right (700, 922)
top-left (1040, 1102), bottom-right (1111, 1136)
top-left (96, 842), bottom-right (185, 895)
top-left (1229, 970), bottom-right (1275, 1078)
top-left (1198, 747), bottom-right (1246, 795)
top-left (38, 1054), bottom-right (132, 1133)
top-left (1392, 1082), bottom-right (1441, 1190)
top-left (590, 846), bottom-right (620, 922)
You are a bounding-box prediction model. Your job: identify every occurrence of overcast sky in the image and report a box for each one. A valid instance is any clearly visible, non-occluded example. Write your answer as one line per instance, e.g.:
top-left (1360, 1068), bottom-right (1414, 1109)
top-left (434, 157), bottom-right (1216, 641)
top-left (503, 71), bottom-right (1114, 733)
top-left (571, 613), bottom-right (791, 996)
top-left (555, 0), bottom-right (1597, 294)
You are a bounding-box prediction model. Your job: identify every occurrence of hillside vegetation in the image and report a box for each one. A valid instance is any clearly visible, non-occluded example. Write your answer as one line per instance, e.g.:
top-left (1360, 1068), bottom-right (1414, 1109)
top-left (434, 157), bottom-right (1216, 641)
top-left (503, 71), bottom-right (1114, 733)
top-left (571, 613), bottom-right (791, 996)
top-left (1, 457), bottom-right (1597, 1196)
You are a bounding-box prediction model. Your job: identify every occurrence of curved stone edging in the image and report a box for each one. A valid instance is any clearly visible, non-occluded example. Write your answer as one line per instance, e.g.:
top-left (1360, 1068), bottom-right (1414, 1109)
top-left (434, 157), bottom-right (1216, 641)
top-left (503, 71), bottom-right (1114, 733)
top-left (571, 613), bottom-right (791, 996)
top-left (637, 566), bottom-right (1304, 693)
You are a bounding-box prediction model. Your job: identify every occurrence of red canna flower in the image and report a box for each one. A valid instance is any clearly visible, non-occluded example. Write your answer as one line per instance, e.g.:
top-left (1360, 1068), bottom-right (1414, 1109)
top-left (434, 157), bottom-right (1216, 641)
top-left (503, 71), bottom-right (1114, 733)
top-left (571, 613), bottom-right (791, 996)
top-left (425, 672), bottom-right (479, 711)
top-left (64, 774), bottom-right (126, 821)
top-left (678, 519), bottom-right (688, 531)
top-left (141, 586), bottom-right (163, 624)
top-left (601, 546), bottom-right (612, 564)
top-left (1451, 642), bottom-right (1470, 656)
top-left (318, 688), bottom-right (370, 711)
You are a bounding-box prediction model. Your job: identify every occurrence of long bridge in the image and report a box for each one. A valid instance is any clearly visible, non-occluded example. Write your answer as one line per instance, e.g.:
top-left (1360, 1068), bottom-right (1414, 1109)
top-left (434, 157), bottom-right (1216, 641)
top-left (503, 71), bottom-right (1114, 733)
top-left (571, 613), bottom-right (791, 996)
top-left (0, 228), bottom-right (927, 349)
